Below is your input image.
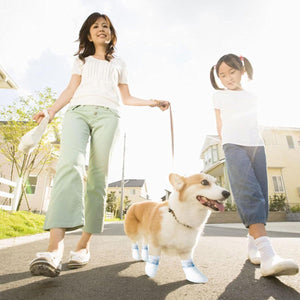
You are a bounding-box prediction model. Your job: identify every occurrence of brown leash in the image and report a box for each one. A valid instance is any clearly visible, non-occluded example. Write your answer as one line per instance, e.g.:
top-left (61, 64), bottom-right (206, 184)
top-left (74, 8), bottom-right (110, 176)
top-left (169, 104), bottom-right (175, 168)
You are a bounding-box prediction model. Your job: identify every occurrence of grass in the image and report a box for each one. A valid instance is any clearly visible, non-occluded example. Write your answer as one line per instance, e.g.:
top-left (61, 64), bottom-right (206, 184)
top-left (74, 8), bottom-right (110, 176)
top-left (0, 209), bottom-right (122, 240)
top-left (0, 209), bottom-right (45, 240)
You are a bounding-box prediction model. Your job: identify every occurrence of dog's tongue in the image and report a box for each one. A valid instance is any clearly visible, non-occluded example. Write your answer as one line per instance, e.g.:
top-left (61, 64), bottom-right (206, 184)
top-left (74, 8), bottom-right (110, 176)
top-left (215, 201), bottom-right (225, 212)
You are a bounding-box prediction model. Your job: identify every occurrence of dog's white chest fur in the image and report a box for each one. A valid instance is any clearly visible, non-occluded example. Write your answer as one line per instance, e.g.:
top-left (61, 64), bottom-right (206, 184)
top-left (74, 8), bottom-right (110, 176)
top-left (157, 204), bottom-right (208, 255)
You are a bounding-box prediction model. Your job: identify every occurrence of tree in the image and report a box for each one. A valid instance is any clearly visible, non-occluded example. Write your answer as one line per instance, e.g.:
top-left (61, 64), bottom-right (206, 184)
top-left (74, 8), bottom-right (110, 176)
top-left (106, 191), bottom-right (131, 218)
top-left (106, 191), bottom-right (117, 214)
top-left (0, 88), bottom-right (62, 210)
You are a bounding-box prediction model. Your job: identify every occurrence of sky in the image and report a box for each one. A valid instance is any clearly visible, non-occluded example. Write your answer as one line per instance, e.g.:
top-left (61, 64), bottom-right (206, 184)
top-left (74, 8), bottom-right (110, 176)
top-left (1, 0), bottom-right (300, 200)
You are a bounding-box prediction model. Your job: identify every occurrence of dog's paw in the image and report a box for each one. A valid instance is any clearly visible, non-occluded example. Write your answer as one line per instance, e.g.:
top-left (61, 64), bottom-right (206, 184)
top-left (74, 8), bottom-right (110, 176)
top-left (131, 244), bottom-right (140, 260)
top-left (181, 260), bottom-right (208, 283)
top-left (145, 255), bottom-right (160, 278)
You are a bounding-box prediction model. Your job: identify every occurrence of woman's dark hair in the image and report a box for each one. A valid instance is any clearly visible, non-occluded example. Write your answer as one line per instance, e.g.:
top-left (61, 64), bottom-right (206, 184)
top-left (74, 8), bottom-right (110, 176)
top-left (75, 12), bottom-right (117, 62)
top-left (210, 53), bottom-right (253, 90)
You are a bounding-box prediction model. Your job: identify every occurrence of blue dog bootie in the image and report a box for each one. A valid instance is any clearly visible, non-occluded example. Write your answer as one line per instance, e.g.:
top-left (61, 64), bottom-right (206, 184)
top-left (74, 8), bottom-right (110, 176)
top-left (141, 245), bottom-right (149, 262)
top-left (181, 259), bottom-right (208, 283)
top-left (145, 255), bottom-right (160, 278)
top-left (131, 243), bottom-right (140, 260)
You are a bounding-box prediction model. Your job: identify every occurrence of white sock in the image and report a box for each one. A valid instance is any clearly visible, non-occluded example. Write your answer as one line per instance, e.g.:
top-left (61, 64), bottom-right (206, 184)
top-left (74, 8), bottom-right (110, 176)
top-left (145, 255), bottom-right (160, 278)
top-left (181, 259), bottom-right (208, 283)
top-left (254, 236), bottom-right (276, 262)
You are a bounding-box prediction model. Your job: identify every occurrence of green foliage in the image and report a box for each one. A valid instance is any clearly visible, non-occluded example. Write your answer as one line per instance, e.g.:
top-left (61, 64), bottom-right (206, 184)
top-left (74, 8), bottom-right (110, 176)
top-left (290, 205), bottom-right (300, 213)
top-left (106, 191), bottom-right (131, 218)
top-left (0, 209), bottom-right (45, 239)
top-left (106, 191), bottom-right (117, 214)
top-left (0, 88), bottom-right (62, 210)
top-left (225, 201), bottom-right (237, 211)
top-left (269, 194), bottom-right (286, 211)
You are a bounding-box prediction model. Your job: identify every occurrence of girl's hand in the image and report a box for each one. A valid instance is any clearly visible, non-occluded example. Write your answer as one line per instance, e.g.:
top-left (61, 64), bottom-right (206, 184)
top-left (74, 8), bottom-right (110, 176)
top-left (33, 109), bottom-right (55, 124)
top-left (150, 100), bottom-right (170, 111)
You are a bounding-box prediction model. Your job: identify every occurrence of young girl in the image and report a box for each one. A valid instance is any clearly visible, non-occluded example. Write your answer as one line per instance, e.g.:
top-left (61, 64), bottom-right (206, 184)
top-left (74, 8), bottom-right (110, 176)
top-left (210, 53), bottom-right (298, 277)
top-left (29, 12), bottom-right (169, 277)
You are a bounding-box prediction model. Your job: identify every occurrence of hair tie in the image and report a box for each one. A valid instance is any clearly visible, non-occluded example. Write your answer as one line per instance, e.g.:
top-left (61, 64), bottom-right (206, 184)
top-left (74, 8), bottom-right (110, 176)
top-left (240, 56), bottom-right (245, 66)
top-left (214, 65), bottom-right (216, 70)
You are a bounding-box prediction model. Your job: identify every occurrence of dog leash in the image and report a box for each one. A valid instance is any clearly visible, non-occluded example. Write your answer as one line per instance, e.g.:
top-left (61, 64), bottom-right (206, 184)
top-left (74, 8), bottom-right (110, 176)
top-left (169, 104), bottom-right (175, 169)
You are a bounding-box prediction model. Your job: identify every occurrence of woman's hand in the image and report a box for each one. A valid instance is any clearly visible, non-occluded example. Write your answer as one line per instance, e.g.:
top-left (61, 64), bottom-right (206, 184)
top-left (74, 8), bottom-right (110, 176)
top-left (33, 109), bottom-right (55, 124)
top-left (150, 100), bottom-right (170, 111)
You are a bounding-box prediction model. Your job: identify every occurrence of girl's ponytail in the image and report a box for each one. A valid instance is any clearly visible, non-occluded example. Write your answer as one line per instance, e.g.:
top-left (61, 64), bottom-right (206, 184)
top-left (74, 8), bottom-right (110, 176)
top-left (210, 66), bottom-right (223, 90)
top-left (242, 56), bottom-right (253, 80)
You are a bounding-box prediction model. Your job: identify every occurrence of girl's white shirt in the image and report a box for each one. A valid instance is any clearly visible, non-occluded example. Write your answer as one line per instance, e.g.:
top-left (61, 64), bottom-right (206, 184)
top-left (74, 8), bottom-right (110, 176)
top-left (69, 55), bottom-right (128, 112)
top-left (213, 89), bottom-right (264, 147)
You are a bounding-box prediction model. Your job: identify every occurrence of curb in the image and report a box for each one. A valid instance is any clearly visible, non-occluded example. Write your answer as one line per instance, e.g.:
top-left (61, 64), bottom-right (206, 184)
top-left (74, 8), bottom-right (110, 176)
top-left (0, 232), bottom-right (50, 250)
top-left (0, 221), bottom-right (124, 250)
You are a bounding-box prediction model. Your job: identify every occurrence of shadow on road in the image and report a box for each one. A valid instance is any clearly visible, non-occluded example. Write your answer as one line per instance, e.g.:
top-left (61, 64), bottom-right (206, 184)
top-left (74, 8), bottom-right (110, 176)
top-left (0, 261), bottom-right (189, 300)
top-left (218, 260), bottom-right (300, 300)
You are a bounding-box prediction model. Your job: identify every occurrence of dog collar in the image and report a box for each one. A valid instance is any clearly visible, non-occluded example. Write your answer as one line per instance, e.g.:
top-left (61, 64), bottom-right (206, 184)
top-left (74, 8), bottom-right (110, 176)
top-left (168, 208), bottom-right (193, 229)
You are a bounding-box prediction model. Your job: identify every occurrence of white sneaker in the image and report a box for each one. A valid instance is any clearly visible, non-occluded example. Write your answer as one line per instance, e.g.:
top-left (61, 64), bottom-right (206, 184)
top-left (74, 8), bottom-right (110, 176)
top-left (30, 251), bottom-right (62, 277)
top-left (247, 234), bottom-right (261, 265)
top-left (261, 255), bottom-right (299, 277)
top-left (68, 249), bottom-right (90, 269)
top-left (248, 248), bottom-right (261, 265)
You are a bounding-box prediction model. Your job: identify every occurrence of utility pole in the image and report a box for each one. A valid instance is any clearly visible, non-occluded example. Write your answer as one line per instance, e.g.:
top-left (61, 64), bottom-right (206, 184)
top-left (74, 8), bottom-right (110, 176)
top-left (120, 133), bottom-right (126, 220)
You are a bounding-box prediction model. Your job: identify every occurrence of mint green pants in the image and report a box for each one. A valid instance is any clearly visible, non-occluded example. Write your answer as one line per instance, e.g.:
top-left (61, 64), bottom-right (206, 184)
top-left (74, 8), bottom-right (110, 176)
top-left (44, 105), bottom-right (119, 233)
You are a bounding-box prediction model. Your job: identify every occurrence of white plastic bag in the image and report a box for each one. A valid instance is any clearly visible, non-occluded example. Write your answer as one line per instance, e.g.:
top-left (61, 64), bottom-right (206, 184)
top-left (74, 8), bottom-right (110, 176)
top-left (18, 110), bottom-right (50, 154)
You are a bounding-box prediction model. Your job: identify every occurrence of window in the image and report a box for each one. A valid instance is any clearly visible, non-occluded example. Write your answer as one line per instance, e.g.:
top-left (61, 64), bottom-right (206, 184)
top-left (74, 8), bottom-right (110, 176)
top-left (286, 136), bottom-right (295, 149)
top-left (25, 175), bottom-right (38, 194)
top-left (212, 145), bottom-right (219, 163)
top-left (131, 189), bottom-right (136, 195)
top-left (272, 176), bottom-right (285, 193)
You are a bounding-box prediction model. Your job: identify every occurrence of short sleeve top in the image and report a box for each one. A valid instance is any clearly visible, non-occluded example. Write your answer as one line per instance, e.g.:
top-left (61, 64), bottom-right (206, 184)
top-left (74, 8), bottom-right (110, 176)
top-left (70, 55), bottom-right (128, 111)
top-left (213, 89), bottom-right (264, 146)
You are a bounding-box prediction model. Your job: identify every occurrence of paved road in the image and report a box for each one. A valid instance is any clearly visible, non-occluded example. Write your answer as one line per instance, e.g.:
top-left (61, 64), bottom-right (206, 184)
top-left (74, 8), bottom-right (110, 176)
top-left (0, 222), bottom-right (299, 300)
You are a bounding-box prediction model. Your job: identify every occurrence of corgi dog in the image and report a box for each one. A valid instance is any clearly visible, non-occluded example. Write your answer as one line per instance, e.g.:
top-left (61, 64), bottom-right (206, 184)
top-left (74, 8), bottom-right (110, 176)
top-left (124, 173), bottom-right (230, 283)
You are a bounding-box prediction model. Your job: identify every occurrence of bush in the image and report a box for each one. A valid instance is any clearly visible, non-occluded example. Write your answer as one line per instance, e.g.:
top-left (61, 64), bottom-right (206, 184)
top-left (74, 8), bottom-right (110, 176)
top-left (290, 205), bottom-right (300, 213)
top-left (225, 201), bottom-right (237, 212)
top-left (269, 194), bottom-right (286, 211)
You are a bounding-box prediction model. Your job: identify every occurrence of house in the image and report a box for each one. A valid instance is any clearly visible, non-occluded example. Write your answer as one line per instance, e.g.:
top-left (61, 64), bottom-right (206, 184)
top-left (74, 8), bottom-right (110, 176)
top-left (200, 127), bottom-right (300, 209)
top-left (0, 64), bottom-right (18, 89)
top-left (108, 179), bottom-right (150, 204)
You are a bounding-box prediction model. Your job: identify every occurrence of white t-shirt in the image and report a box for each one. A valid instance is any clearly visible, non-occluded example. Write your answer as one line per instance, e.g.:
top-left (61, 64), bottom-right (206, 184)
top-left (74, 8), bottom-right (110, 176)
top-left (69, 56), bottom-right (128, 111)
top-left (213, 89), bottom-right (264, 146)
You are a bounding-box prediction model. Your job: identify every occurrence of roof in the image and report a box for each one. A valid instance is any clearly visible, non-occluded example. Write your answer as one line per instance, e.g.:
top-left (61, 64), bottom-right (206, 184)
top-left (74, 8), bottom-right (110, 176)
top-left (0, 65), bottom-right (18, 89)
top-left (108, 179), bottom-right (145, 188)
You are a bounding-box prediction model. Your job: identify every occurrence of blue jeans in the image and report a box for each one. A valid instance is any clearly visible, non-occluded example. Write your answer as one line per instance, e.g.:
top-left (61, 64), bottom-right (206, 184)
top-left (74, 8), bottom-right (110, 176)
top-left (223, 143), bottom-right (268, 228)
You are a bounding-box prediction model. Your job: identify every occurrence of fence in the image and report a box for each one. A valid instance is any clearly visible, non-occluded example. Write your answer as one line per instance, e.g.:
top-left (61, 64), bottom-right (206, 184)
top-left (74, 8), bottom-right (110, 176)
top-left (0, 176), bottom-right (23, 211)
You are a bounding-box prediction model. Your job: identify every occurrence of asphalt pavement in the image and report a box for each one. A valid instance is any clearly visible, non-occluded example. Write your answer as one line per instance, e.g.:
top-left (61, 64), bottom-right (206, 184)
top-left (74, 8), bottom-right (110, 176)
top-left (0, 222), bottom-right (299, 300)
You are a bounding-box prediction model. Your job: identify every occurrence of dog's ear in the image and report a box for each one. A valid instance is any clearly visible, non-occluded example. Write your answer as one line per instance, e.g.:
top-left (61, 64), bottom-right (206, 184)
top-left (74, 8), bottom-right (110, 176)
top-left (169, 173), bottom-right (185, 191)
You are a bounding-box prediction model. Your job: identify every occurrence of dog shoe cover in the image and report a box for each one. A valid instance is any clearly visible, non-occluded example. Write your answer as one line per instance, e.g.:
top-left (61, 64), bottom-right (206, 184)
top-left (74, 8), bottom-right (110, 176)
top-left (131, 243), bottom-right (140, 260)
top-left (145, 255), bottom-right (160, 278)
top-left (141, 245), bottom-right (149, 262)
top-left (181, 259), bottom-right (208, 283)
